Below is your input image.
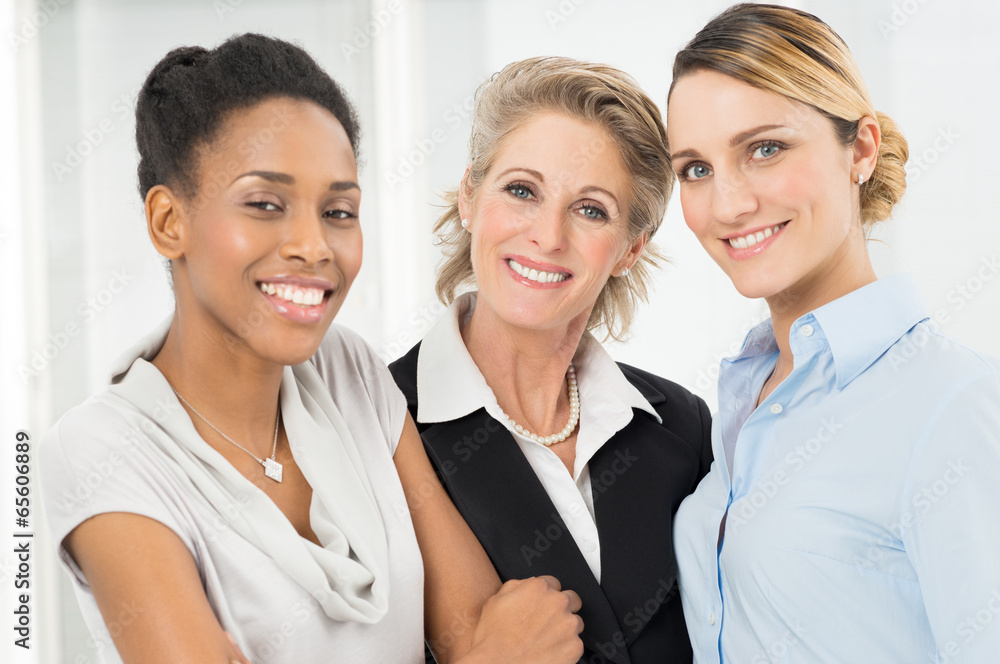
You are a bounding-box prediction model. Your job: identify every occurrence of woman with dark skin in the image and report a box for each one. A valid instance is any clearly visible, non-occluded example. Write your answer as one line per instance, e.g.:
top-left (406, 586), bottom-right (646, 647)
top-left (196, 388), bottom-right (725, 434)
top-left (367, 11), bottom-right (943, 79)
top-left (40, 34), bottom-right (583, 664)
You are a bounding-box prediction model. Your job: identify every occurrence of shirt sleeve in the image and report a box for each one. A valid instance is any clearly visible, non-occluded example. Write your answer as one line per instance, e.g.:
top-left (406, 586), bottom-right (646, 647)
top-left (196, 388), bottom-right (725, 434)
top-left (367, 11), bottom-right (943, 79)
top-left (39, 400), bottom-right (197, 586)
top-left (901, 359), bottom-right (1000, 661)
top-left (310, 325), bottom-right (409, 456)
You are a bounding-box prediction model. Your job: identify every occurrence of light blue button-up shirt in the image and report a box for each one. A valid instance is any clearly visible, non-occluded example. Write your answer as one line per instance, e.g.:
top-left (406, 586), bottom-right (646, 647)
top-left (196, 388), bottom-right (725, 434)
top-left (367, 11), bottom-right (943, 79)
top-left (674, 274), bottom-right (1000, 663)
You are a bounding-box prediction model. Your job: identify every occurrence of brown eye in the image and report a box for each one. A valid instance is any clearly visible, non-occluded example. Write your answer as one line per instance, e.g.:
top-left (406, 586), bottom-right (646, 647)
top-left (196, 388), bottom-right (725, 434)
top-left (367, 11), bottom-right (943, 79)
top-left (247, 200), bottom-right (281, 211)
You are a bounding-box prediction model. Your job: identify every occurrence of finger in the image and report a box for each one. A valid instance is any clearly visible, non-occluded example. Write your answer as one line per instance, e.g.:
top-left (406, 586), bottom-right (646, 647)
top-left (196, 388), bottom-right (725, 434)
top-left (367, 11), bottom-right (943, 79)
top-left (535, 574), bottom-right (562, 592)
top-left (495, 577), bottom-right (527, 595)
top-left (575, 614), bottom-right (585, 635)
top-left (563, 589), bottom-right (582, 613)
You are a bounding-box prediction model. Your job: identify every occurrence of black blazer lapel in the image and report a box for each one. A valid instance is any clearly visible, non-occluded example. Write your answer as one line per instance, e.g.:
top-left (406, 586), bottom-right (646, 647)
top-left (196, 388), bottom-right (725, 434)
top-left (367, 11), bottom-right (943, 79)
top-left (420, 412), bottom-right (631, 664)
top-left (591, 415), bottom-right (700, 649)
top-left (589, 366), bottom-right (706, 661)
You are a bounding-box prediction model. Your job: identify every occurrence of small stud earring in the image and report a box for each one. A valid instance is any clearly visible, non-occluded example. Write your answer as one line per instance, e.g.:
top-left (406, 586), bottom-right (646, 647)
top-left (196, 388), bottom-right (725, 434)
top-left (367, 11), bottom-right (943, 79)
top-left (857, 173), bottom-right (864, 185)
top-left (619, 266), bottom-right (630, 278)
top-left (461, 218), bottom-right (470, 229)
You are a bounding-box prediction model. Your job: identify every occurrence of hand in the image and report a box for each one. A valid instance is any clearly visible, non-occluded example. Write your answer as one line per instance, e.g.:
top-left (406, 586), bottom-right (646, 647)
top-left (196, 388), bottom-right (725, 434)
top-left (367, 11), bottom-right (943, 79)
top-left (462, 575), bottom-right (584, 664)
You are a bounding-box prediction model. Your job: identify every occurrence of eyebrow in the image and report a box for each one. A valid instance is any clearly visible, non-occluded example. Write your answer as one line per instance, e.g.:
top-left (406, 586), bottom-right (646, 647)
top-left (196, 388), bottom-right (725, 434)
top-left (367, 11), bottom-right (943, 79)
top-left (495, 167), bottom-right (545, 182)
top-left (729, 124), bottom-right (787, 147)
top-left (495, 168), bottom-right (619, 203)
top-left (230, 170), bottom-right (359, 191)
top-left (670, 124), bottom-right (790, 162)
top-left (580, 186), bottom-right (619, 205)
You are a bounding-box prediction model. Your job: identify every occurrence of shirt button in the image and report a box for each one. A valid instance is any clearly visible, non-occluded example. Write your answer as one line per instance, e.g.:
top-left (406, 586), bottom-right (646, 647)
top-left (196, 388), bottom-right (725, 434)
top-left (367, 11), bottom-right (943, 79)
top-left (769, 403), bottom-right (783, 414)
top-left (709, 612), bottom-right (716, 625)
top-left (801, 324), bottom-right (815, 337)
top-left (583, 540), bottom-right (597, 553)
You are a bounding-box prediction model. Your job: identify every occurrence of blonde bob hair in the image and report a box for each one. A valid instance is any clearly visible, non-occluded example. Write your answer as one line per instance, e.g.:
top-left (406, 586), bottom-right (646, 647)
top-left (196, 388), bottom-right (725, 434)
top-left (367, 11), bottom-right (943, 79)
top-left (668, 3), bottom-right (908, 228)
top-left (434, 56), bottom-right (672, 340)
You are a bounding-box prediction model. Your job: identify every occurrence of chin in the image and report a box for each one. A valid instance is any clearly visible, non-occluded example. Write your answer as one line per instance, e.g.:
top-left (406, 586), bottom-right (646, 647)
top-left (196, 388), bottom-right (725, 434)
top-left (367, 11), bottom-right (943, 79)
top-left (726, 271), bottom-right (790, 302)
top-left (244, 329), bottom-right (328, 367)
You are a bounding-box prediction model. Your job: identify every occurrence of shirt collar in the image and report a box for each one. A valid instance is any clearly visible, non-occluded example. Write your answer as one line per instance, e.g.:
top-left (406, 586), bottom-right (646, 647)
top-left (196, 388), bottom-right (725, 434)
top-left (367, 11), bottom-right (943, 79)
top-left (810, 273), bottom-right (929, 388)
top-left (416, 292), bottom-right (497, 423)
top-left (416, 291), bottom-right (660, 424)
top-left (728, 273), bottom-right (929, 389)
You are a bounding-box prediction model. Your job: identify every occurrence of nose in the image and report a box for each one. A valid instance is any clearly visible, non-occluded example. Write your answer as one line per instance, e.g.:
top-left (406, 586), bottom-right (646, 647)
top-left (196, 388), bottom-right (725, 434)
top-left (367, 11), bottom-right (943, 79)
top-left (711, 169), bottom-right (758, 224)
top-left (279, 210), bottom-right (334, 265)
top-left (525, 204), bottom-right (568, 254)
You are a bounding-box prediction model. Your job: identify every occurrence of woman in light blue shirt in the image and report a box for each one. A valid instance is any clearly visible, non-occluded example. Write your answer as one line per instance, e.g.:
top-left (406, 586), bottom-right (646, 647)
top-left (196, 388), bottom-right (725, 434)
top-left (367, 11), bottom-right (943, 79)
top-left (665, 4), bottom-right (1000, 662)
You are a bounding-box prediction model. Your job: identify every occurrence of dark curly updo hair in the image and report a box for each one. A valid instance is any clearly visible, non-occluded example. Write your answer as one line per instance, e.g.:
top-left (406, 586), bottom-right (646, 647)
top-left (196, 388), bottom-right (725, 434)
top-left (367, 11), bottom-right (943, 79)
top-left (135, 33), bottom-right (360, 201)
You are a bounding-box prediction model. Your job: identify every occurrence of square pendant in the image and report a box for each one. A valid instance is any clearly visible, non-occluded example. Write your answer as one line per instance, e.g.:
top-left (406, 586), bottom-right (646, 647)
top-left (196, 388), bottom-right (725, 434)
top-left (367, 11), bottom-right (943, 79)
top-left (263, 458), bottom-right (283, 482)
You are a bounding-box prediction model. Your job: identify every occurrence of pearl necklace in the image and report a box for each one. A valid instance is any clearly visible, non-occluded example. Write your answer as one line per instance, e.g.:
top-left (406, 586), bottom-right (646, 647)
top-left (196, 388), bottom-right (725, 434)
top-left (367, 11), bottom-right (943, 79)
top-left (173, 389), bottom-right (283, 482)
top-left (498, 364), bottom-right (579, 446)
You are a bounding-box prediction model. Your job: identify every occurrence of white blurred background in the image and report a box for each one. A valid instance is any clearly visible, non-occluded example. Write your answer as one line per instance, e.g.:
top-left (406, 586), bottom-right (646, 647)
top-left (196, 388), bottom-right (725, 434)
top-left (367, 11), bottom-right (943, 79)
top-left (1, 0), bottom-right (998, 662)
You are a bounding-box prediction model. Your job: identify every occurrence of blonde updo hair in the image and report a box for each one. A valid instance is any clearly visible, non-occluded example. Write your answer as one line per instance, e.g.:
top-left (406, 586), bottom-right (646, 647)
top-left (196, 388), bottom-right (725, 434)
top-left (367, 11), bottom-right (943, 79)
top-left (435, 56), bottom-right (672, 340)
top-left (668, 3), bottom-right (908, 228)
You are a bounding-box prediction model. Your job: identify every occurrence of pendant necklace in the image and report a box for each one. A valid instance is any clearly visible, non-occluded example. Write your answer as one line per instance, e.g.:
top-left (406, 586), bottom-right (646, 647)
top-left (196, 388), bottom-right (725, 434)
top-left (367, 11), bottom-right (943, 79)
top-left (172, 389), bottom-right (283, 482)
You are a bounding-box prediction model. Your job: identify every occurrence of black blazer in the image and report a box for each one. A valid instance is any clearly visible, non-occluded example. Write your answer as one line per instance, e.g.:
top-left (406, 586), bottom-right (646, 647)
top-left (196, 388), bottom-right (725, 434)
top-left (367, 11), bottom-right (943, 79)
top-left (390, 342), bottom-right (713, 664)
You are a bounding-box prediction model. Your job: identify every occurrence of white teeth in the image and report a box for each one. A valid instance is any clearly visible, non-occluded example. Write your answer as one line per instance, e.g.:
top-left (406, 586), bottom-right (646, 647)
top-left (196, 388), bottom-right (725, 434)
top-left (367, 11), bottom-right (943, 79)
top-left (259, 282), bottom-right (326, 307)
top-left (728, 223), bottom-right (785, 249)
top-left (507, 259), bottom-right (569, 283)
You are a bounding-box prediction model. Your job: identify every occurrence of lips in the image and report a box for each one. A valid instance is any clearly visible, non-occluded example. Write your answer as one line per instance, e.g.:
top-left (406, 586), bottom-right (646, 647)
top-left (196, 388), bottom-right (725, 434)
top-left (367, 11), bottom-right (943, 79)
top-left (258, 281), bottom-right (327, 307)
top-left (256, 276), bottom-right (335, 324)
top-left (506, 258), bottom-right (570, 284)
top-left (726, 222), bottom-right (787, 249)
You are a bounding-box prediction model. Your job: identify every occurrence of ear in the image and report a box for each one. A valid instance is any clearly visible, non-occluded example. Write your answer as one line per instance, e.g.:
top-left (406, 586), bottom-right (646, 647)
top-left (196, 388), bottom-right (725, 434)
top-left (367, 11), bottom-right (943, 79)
top-left (852, 116), bottom-right (880, 181)
top-left (456, 165), bottom-right (474, 223)
top-left (145, 184), bottom-right (187, 260)
top-left (618, 232), bottom-right (648, 274)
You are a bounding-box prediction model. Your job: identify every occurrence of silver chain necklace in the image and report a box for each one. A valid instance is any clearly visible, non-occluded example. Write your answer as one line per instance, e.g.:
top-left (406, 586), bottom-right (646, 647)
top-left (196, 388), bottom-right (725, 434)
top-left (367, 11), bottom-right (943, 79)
top-left (172, 389), bottom-right (283, 482)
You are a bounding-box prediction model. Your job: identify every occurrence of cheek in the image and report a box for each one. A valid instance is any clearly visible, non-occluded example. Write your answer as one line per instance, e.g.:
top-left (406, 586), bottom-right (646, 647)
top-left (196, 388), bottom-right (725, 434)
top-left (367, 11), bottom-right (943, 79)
top-left (678, 187), bottom-right (711, 237)
top-left (340, 230), bottom-right (364, 278)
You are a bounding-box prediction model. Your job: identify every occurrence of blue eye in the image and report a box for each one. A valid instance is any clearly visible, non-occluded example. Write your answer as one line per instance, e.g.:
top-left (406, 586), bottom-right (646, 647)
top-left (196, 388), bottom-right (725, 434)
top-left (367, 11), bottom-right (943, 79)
top-left (751, 142), bottom-right (782, 159)
top-left (682, 163), bottom-right (711, 181)
top-left (580, 205), bottom-right (608, 220)
top-left (505, 183), bottom-right (533, 199)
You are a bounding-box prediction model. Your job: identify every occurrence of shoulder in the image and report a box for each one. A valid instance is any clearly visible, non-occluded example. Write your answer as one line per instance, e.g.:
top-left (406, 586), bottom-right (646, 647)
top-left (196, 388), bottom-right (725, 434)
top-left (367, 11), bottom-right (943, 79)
top-left (310, 324), bottom-right (410, 454)
top-left (41, 396), bottom-right (145, 474)
top-left (312, 323), bottom-right (385, 373)
top-left (881, 321), bottom-right (1000, 403)
top-left (310, 323), bottom-right (398, 394)
top-left (387, 341), bottom-right (420, 411)
top-left (616, 361), bottom-right (713, 465)
top-left (618, 362), bottom-right (707, 411)
top-left (617, 361), bottom-right (712, 428)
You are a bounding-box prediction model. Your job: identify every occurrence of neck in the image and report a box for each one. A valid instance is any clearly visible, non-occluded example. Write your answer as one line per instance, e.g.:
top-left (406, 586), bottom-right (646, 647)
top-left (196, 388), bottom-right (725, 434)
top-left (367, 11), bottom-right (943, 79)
top-left (762, 228), bottom-right (876, 396)
top-left (151, 310), bottom-right (284, 456)
top-left (462, 300), bottom-right (586, 435)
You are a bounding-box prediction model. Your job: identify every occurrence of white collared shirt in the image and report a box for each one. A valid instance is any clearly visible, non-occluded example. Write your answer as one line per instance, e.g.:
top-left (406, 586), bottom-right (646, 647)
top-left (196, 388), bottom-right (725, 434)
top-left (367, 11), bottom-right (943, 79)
top-left (417, 292), bottom-right (661, 582)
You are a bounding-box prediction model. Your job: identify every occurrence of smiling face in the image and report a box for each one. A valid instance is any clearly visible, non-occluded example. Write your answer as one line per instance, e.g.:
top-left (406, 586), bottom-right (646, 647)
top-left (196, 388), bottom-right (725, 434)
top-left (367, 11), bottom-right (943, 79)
top-left (461, 111), bottom-right (642, 335)
top-left (162, 97), bottom-right (361, 366)
top-left (667, 69), bottom-right (870, 308)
